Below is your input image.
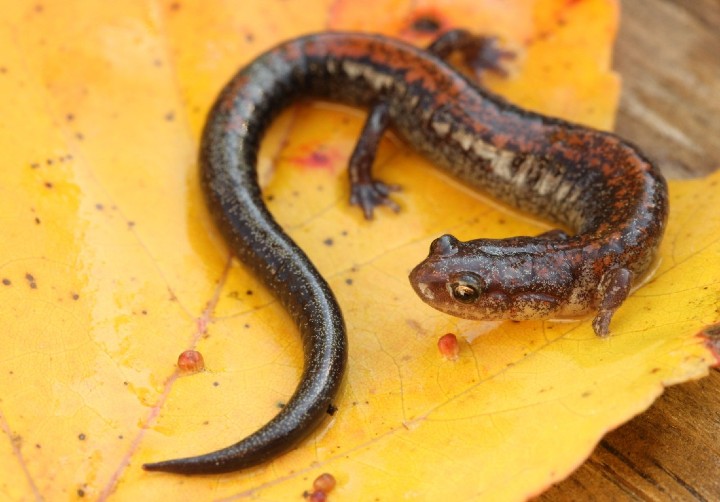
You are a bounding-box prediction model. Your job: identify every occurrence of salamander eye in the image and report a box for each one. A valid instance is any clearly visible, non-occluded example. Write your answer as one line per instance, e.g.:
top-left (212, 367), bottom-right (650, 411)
top-left (449, 273), bottom-right (484, 304)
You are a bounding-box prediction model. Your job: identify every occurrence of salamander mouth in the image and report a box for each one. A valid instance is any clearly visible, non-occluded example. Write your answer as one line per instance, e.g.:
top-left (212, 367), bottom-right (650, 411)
top-left (409, 260), bottom-right (470, 313)
top-left (414, 280), bottom-right (435, 300)
top-left (408, 261), bottom-right (441, 301)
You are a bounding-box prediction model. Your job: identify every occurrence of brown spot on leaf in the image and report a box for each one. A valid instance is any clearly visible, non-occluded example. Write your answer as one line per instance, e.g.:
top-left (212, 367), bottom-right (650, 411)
top-left (698, 322), bottom-right (720, 364)
top-left (410, 15), bottom-right (441, 33)
top-left (25, 273), bottom-right (37, 289)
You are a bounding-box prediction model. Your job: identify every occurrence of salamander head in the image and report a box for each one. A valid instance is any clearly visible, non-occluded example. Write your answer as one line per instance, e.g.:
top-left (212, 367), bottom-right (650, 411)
top-left (410, 235), bottom-right (557, 320)
top-left (409, 234), bottom-right (511, 320)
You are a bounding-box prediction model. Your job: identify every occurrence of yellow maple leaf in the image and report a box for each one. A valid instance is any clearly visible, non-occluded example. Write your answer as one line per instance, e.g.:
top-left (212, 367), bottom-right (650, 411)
top-left (0, 0), bottom-right (717, 500)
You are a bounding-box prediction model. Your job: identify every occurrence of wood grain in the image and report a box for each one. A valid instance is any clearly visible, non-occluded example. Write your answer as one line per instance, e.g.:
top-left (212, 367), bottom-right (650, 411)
top-left (613, 0), bottom-right (720, 178)
top-left (539, 0), bottom-right (720, 499)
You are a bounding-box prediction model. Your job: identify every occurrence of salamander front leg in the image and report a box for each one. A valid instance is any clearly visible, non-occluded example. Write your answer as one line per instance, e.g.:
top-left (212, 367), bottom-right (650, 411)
top-left (348, 101), bottom-right (401, 220)
top-left (592, 267), bottom-right (633, 337)
top-left (426, 29), bottom-right (515, 77)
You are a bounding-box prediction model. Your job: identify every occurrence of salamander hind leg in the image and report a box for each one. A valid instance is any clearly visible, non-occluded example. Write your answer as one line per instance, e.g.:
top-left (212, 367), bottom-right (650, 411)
top-left (426, 29), bottom-right (515, 78)
top-left (592, 267), bottom-right (633, 337)
top-left (348, 101), bottom-right (401, 220)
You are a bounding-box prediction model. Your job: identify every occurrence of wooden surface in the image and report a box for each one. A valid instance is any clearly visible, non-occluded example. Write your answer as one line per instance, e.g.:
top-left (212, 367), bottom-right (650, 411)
top-left (540, 1), bottom-right (720, 499)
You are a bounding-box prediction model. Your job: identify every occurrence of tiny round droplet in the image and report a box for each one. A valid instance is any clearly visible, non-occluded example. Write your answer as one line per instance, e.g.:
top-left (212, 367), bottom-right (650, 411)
top-left (177, 350), bottom-right (205, 374)
top-left (437, 333), bottom-right (459, 361)
top-left (313, 472), bottom-right (336, 493)
top-left (307, 490), bottom-right (327, 502)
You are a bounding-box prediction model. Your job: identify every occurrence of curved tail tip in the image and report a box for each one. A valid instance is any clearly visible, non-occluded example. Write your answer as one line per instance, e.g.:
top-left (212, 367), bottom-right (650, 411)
top-left (142, 460), bottom-right (184, 474)
top-left (142, 457), bottom-right (239, 475)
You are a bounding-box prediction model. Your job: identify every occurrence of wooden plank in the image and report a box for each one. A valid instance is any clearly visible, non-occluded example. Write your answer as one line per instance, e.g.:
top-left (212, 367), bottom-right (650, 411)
top-left (613, 0), bottom-right (720, 177)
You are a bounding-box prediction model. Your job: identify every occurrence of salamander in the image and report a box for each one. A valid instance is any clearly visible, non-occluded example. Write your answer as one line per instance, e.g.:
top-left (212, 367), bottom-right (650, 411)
top-left (143, 30), bottom-right (668, 475)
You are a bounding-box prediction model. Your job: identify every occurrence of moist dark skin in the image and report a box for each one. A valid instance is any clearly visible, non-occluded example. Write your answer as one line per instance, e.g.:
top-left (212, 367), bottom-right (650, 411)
top-left (143, 30), bottom-right (668, 475)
